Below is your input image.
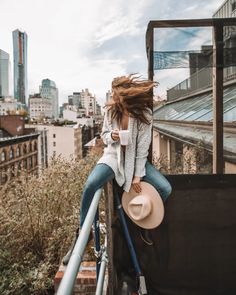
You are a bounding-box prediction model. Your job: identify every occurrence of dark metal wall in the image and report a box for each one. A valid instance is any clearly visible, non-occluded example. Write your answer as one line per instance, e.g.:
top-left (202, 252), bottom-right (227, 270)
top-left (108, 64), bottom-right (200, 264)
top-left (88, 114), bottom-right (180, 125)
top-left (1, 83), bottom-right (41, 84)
top-left (111, 174), bottom-right (236, 295)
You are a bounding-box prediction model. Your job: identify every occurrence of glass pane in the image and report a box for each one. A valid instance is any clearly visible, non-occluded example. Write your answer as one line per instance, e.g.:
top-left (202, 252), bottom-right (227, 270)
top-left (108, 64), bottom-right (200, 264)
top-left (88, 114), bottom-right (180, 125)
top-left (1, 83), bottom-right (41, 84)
top-left (224, 106), bottom-right (236, 122)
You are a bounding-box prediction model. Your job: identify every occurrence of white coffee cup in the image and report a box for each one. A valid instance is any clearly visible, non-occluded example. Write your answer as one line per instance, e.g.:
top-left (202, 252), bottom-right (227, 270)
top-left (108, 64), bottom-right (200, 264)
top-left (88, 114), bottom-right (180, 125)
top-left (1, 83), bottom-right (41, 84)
top-left (119, 130), bottom-right (130, 145)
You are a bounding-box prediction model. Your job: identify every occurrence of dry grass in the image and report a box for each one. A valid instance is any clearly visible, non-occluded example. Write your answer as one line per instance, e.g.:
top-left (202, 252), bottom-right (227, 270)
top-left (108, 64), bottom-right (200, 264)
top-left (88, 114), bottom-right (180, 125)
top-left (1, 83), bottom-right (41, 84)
top-left (0, 149), bottom-right (101, 295)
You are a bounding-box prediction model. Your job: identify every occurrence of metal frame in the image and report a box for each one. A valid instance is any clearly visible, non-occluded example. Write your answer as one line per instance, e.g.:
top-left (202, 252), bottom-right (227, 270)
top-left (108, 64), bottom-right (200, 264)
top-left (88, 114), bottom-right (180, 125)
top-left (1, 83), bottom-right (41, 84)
top-left (57, 188), bottom-right (107, 295)
top-left (146, 17), bottom-right (236, 174)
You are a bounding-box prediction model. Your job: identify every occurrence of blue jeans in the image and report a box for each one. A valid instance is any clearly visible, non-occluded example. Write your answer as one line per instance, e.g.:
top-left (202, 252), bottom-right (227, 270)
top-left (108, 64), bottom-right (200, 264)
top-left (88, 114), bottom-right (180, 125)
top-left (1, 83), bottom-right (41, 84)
top-left (80, 162), bottom-right (172, 227)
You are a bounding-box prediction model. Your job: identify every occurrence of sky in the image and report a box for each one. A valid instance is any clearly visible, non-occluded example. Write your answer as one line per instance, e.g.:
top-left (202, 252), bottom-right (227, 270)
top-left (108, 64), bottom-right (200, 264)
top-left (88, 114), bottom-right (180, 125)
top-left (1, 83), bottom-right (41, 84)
top-left (0, 0), bottom-right (223, 106)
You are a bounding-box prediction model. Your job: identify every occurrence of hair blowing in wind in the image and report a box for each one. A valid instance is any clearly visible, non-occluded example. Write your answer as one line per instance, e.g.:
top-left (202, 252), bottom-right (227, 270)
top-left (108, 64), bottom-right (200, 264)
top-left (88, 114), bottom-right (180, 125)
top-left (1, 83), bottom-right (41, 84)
top-left (106, 74), bottom-right (158, 125)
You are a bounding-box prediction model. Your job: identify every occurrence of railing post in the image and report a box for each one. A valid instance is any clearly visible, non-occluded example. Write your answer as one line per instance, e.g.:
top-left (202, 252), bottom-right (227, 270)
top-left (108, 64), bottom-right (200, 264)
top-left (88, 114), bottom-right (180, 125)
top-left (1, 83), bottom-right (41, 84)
top-left (95, 238), bottom-right (108, 295)
top-left (212, 22), bottom-right (224, 174)
top-left (104, 181), bottom-right (116, 295)
top-left (57, 189), bottom-right (103, 295)
top-left (94, 207), bottom-right (101, 277)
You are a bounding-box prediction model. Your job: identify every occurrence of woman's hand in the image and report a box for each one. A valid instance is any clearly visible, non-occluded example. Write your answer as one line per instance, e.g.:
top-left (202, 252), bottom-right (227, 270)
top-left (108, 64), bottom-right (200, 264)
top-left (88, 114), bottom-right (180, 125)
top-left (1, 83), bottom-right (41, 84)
top-left (132, 176), bottom-right (142, 193)
top-left (111, 129), bottom-right (120, 141)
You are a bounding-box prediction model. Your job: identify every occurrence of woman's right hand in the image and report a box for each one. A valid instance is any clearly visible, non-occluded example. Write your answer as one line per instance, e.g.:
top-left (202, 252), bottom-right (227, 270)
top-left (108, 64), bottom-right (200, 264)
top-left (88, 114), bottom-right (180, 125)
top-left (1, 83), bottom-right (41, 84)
top-left (111, 129), bottom-right (120, 141)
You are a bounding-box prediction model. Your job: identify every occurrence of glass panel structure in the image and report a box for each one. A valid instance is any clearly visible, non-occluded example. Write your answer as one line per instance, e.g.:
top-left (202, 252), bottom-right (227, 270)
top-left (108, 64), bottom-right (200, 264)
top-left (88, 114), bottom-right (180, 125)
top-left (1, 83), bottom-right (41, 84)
top-left (154, 84), bottom-right (236, 123)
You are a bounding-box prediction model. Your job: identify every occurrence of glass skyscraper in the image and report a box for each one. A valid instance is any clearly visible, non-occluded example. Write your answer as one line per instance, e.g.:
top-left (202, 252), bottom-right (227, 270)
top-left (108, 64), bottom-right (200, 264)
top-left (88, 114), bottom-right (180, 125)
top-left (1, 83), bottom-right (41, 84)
top-left (12, 29), bottom-right (28, 105)
top-left (0, 49), bottom-right (10, 98)
top-left (40, 79), bottom-right (59, 119)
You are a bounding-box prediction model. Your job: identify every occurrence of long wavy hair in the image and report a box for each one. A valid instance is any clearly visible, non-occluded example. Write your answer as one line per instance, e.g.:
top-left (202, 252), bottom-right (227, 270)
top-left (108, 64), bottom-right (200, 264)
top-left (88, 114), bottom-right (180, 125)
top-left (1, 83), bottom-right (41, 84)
top-left (105, 74), bottom-right (158, 125)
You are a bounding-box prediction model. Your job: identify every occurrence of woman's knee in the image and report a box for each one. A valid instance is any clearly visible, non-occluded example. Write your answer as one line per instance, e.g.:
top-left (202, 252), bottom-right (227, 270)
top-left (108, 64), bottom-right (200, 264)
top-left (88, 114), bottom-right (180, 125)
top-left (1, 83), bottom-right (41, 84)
top-left (83, 178), bottom-right (97, 196)
top-left (83, 164), bottom-right (114, 194)
top-left (145, 163), bottom-right (172, 201)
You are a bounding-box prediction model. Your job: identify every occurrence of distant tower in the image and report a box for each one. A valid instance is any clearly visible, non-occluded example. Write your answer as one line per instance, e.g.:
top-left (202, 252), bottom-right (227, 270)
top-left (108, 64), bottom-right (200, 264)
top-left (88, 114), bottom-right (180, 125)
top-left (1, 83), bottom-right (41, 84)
top-left (106, 90), bottom-right (112, 102)
top-left (68, 92), bottom-right (82, 108)
top-left (12, 29), bottom-right (28, 105)
top-left (0, 49), bottom-right (10, 98)
top-left (40, 79), bottom-right (59, 119)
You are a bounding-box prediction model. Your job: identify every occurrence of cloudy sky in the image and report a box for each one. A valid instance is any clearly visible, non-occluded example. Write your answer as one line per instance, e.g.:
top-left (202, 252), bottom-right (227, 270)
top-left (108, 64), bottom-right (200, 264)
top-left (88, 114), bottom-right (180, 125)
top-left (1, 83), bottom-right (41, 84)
top-left (0, 0), bottom-right (223, 106)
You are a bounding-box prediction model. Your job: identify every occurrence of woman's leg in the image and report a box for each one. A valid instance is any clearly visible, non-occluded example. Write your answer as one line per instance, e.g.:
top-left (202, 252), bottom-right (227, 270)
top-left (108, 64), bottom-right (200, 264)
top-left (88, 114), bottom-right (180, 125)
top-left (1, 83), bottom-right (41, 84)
top-left (142, 161), bottom-right (172, 202)
top-left (139, 162), bottom-right (172, 245)
top-left (63, 163), bottom-right (114, 265)
top-left (80, 163), bottom-right (115, 227)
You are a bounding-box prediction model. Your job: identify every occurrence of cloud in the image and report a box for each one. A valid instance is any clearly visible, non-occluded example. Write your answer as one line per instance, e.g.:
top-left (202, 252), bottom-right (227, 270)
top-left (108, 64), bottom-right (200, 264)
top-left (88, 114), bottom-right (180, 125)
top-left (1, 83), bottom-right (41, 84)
top-left (155, 68), bottom-right (189, 99)
top-left (0, 0), bottom-right (224, 106)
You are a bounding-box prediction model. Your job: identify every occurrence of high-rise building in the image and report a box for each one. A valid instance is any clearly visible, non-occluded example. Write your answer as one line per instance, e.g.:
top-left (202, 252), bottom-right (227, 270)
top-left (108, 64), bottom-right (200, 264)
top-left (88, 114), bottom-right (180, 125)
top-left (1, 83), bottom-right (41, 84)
top-left (12, 29), bottom-right (28, 105)
top-left (40, 79), bottom-right (59, 119)
top-left (81, 88), bottom-right (96, 116)
top-left (96, 102), bottom-right (102, 116)
top-left (106, 90), bottom-right (112, 102)
top-left (29, 94), bottom-right (53, 120)
top-left (68, 92), bottom-right (82, 108)
top-left (0, 49), bottom-right (10, 99)
top-left (65, 88), bottom-right (99, 117)
top-left (213, 0), bottom-right (236, 77)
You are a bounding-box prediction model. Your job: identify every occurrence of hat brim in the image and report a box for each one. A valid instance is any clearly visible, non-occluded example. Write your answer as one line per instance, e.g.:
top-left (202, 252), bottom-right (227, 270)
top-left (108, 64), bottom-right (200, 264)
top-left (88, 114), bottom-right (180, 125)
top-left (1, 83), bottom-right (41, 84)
top-left (122, 181), bottom-right (164, 229)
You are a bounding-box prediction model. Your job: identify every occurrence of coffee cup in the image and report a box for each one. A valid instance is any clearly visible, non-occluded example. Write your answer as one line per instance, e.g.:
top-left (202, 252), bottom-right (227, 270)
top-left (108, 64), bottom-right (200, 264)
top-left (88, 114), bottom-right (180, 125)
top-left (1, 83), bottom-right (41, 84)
top-left (119, 130), bottom-right (130, 145)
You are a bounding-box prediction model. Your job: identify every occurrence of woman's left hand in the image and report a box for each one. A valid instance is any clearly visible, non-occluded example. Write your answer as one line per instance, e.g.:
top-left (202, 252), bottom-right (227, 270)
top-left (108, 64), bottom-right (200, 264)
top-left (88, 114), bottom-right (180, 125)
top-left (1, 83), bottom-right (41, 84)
top-left (132, 176), bottom-right (142, 193)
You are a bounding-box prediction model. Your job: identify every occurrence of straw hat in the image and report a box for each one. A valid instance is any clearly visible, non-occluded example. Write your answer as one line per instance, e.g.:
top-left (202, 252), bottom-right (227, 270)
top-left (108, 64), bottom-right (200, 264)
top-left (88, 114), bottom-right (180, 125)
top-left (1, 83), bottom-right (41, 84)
top-left (122, 181), bottom-right (164, 229)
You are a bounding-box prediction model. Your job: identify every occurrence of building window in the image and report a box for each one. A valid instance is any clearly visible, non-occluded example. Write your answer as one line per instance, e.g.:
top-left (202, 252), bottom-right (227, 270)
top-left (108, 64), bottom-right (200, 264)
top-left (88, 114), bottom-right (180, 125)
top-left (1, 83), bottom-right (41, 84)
top-left (29, 157), bottom-right (32, 169)
top-left (23, 144), bottom-right (27, 154)
top-left (53, 141), bottom-right (56, 147)
top-left (1, 150), bottom-right (6, 162)
top-left (16, 146), bottom-right (21, 157)
top-left (35, 155), bottom-right (38, 165)
top-left (34, 141), bottom-right (37, 151)
top-left (29, 142), bottom-right (33, 152)
top-left (9, 148), bottom-right (14, 160)
top-left (53, 133), bottom-right (56, 138)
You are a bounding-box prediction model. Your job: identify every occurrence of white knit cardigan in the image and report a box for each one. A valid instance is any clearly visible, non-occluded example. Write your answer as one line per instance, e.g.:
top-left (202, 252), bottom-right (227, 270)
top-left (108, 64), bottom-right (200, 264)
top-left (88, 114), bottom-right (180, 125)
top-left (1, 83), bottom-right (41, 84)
top-left (97, 109), bottom-right (152, 192)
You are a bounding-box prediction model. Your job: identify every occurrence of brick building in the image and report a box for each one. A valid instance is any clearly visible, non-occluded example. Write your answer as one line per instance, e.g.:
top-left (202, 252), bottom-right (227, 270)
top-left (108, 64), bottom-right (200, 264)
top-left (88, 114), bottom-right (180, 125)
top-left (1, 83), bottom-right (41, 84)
top-left (0, 115), bottom-right (39, 185)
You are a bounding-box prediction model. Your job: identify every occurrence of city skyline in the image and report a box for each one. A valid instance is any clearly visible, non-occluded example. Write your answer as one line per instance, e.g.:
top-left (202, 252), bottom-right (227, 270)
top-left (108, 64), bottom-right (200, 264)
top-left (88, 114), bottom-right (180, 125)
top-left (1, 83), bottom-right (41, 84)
top-left (0, 0), bottom-right (223, 106)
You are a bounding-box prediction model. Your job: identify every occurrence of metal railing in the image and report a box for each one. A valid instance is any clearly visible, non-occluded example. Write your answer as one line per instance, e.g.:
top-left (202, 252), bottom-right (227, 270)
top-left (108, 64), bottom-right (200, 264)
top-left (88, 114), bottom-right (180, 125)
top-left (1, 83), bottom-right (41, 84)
top-left (56, 188), bottom-right (108, 295)
top-left (167, 67), bottom-right (212, 101)
top-left (167, 66), bottom-right (236, 101)
top-left (95, 237), bottom-right (108, 295)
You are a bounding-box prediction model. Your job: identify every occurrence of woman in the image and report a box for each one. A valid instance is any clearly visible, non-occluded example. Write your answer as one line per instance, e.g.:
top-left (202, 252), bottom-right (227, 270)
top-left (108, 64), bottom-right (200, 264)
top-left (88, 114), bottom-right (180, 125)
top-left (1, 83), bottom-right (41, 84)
top-left (63, 75), bottom-right (172, 265)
